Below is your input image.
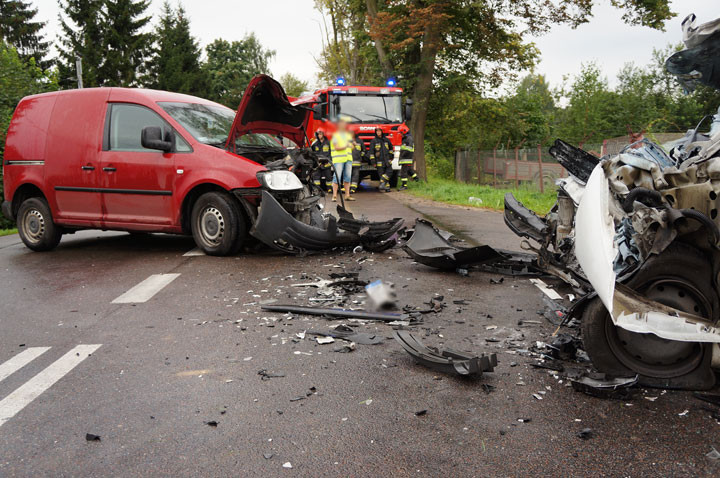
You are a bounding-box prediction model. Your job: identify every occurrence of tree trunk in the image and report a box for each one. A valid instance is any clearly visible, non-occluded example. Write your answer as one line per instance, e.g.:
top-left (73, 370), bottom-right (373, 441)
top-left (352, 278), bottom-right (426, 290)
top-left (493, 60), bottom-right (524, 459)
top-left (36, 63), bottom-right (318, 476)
top-left (365, 0), bottom-right (392, 77)
top-left (410, 24), bottom-right (440, 181)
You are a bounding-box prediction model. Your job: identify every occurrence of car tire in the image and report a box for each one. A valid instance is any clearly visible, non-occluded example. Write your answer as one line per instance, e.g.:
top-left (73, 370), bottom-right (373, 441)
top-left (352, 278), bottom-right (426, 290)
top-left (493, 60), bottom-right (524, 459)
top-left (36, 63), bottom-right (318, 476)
top-left (190, 192), bottom-right (246, 256)
top-left (17, 197), bottom-right (62, 252)
top-left (581, 243), bottom-right (714, 380)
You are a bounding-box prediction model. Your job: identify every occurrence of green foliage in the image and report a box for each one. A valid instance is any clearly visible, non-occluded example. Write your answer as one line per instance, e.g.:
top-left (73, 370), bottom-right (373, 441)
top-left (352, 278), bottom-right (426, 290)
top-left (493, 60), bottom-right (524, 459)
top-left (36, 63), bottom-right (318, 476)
top-left (145, 2), bottom-right (208, 96)
top-left (0, 41), bottom-right (57, 229)
top-left (204, 35), bottom-right (275, 108)
top-left (57, 0), bottom-right (105, 88)
top-left (98, 0), bottom-right (152, 86)
top-left (405, 176), bottom-right (557, 214)
top-left (0, 0), bottom-right (49, 68)
top-left (279, 73), bottom-right (310, 98)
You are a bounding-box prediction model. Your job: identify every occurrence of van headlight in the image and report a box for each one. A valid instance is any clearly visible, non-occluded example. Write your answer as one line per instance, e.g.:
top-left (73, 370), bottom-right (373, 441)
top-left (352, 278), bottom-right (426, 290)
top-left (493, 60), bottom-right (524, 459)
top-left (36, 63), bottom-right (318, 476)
top-left (257, 170), bottom-right (303, 191)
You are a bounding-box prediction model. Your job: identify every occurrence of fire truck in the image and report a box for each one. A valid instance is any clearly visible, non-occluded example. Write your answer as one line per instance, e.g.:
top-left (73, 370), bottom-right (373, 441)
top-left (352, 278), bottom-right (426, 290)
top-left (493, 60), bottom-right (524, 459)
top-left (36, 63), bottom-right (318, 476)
top-left (292, 77), bottom-right (413, 183)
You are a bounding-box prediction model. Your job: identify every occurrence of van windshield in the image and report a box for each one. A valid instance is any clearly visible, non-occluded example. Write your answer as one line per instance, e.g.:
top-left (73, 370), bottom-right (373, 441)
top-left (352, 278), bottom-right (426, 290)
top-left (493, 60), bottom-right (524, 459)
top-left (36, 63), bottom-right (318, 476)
top-left (159, 102), bottom-right (283, 150)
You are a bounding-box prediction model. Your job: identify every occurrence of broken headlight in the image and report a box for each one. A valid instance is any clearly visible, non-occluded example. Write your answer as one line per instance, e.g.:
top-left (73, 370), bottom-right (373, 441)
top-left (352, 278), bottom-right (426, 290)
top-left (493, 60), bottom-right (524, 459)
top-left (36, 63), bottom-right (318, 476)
top-left (256, 170), bottom-right (303, 191)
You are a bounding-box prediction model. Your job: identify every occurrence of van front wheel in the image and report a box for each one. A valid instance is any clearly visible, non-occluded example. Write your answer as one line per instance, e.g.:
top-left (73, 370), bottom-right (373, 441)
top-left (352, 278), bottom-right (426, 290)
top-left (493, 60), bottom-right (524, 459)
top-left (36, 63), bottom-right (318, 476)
top-left (17, 197), bottom-right (62, 251)
top-left (190, 192), bottom-right (245, 256)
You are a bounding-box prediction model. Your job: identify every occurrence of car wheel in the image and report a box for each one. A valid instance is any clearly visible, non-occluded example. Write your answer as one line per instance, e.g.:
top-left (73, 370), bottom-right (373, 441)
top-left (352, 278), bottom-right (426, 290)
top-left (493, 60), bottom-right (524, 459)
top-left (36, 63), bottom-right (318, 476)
top-left (191, 192), bottom-right (246, 256)
top-left (581, 243), bottom-right (714, 380)
top-left (17, 197), bottom-right (62, 251)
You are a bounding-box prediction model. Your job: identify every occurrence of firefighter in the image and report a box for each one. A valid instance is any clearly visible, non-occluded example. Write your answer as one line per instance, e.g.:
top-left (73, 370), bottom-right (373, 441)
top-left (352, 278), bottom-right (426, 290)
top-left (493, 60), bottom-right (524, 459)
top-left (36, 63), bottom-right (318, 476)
top-left (398, 124), bottom-right (419, 190)
top-left (311, 130), bottom-right (332, 193)
top-left (350, 132), bottom-right (366, 194)
top-left (331, 116), bottom-right (355, 202)
top-left (369, 127), bottom-right (393, 192)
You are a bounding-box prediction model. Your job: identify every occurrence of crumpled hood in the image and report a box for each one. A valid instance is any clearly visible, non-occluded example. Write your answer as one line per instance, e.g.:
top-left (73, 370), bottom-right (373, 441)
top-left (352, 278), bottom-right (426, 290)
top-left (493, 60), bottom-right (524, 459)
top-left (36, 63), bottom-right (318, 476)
top-left (226, 75), bottom-right (310, 149)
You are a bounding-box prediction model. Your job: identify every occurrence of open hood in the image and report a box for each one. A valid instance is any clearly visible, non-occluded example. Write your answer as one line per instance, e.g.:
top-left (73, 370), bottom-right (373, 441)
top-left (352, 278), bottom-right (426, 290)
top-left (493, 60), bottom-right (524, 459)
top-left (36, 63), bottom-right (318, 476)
top-left (226, 75), bottom-right (310, 150)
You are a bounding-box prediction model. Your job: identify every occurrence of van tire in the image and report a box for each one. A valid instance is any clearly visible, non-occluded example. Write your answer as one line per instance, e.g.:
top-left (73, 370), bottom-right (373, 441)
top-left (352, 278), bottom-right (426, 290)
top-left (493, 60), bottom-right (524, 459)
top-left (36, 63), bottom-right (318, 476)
top-left (17, 197), bottom-right (62, 252)
top-left (190, 192), bottom-right (245, 256)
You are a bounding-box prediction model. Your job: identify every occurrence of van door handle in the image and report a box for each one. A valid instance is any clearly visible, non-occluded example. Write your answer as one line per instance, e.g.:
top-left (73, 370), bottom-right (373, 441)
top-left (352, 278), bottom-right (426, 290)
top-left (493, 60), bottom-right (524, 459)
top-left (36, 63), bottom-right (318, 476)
top-left (102, 167), bottom-right (117, 172)
top-left (81, 165), bottom-right (95, 171)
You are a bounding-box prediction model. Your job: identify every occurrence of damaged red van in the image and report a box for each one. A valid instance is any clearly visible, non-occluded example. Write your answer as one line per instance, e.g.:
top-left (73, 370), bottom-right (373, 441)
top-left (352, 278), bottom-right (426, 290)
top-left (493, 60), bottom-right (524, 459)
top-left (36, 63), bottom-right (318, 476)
top-left (2, 75), bottom-right (314, 255)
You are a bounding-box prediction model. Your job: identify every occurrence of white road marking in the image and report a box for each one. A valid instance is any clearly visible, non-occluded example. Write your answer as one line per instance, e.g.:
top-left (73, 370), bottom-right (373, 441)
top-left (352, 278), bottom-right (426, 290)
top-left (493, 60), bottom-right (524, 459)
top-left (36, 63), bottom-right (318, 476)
top-left (0, 347), bottom-right (51, 384)
top-left (183, 248), bottom-right (205, 257)
top-left (530, 278), bottom-right (563, 301)
top-left (112, 273), bottom-right (180, 303)
top-left (0, 344), bottom-right (102, 427)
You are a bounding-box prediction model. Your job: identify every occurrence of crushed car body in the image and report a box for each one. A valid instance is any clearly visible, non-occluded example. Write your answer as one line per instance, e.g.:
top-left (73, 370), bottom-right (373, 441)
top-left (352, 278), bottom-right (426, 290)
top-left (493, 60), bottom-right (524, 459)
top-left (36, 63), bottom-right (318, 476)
top-left (502, 14), bottom-right (720, 389)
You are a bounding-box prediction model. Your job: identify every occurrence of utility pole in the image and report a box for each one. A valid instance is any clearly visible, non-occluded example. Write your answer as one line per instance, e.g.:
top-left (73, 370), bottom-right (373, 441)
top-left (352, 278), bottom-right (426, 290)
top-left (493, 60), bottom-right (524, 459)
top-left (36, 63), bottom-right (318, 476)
top-left (75, 55), bottom-right (83, 89)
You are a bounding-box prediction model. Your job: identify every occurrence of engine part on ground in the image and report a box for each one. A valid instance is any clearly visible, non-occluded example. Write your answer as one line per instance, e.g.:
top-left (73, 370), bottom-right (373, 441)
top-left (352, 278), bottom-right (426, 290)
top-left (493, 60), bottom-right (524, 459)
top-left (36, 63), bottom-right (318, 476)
top-left (261, 304), bottom-right (409, 322)
top-left (402, 219), bottom-right (506, 270)
top-left (570, 374), bottom-right (638, 400)
top-left (251, 190), bottom-right (404, 254)
top-left (392, 329), bottom-right (497, 377)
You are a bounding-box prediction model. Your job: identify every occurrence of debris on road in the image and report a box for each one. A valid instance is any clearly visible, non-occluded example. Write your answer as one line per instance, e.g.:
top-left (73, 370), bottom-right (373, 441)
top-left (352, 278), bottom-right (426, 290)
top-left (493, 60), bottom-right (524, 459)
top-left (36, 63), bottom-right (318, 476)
top-left (576, 428), bottom-right (593, 440)
top-left (307, 325), bottom-right (384, 345)
top-left (85, 433), bottom-right (101, 442)
top-left (365, 280), bottom-right (398, 309)
top-left (282, 462), bottom-right (293, 469)
top-left (708, 447), bottom-right (720, 461)
top-left (694, 392), bottom-right (720, 408)
top-left (415, 409), bottom-right (428, 416)
top-left (261, 304), bottom-right (408, 322)
top-left (258, 369), bottom-right (286, 380)
top-left (392, 330), bottom-right (497, 377)
top-left (205, 421), bottom-right (218, 427)
top-left (315, 336), bottom-right (335, 344)
top-left (570, 374), bottom-right (638, 399)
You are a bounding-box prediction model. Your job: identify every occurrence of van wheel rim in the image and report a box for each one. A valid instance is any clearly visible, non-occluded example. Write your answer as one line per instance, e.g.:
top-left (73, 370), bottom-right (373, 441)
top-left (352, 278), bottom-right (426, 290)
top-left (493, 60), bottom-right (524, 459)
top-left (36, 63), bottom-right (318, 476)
top-left (23, 209), bottom-right (45, 244)
top-left (199, 207), bottom-right (224, 246)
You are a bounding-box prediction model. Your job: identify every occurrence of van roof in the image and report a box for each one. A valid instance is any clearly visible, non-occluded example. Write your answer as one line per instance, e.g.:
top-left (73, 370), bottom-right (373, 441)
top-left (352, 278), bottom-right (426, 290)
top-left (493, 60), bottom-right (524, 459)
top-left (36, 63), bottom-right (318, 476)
top-left (23, 87), bottom-right (225, 108)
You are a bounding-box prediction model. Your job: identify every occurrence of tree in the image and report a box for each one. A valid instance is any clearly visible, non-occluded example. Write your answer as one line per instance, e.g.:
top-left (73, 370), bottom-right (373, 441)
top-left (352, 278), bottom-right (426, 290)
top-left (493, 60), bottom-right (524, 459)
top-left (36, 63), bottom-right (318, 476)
top-left (98, 0), bottom-right (152, 86)
top-left (204, 34), bottom-right (275, 107)
top-left (145, 2), bottom-right (208, 96)
top-left (0, 41), bottom-right (57, 229)
top-left (279, 73), bottom-right (310, 98)
top-left (57, 0), bottom-right (105, 88)
top-left (0, 0), bottom-right (49, 67)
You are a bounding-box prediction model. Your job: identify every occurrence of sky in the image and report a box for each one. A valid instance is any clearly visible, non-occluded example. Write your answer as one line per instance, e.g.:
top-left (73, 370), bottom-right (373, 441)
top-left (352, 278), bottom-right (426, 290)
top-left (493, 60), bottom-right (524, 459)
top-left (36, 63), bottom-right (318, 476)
top-left (31, 0), bottom-right (718, 90)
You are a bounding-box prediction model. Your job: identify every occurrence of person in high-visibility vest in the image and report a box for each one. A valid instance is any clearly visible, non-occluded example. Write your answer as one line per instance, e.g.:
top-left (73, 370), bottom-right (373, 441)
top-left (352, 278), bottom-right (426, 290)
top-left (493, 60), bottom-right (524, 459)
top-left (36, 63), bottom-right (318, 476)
top-left (311, 130), bottom-right (332, 193)
top-left (398, 124), bottom-right (419, 190)
top-left (331, 116), bottom-right (355, 202)
top-left (369, 127), bottom-right (393, 192)
top-left (350, 132), bottom-right (366, 194)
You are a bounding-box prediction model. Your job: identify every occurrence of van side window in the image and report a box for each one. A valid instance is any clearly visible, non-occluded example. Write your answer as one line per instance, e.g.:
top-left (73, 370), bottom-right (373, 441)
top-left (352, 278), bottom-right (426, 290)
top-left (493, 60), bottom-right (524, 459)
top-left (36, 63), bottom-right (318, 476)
top-left (108, 103), bottom-right (191, 152)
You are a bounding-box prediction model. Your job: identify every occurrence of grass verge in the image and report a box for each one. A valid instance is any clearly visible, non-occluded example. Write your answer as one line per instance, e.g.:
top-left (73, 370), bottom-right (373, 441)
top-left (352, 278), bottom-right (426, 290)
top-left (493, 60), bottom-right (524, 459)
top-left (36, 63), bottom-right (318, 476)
top-left (404, 177), bottom-right (556, 214)
top-left (0, 228), bottom-right (17, 236)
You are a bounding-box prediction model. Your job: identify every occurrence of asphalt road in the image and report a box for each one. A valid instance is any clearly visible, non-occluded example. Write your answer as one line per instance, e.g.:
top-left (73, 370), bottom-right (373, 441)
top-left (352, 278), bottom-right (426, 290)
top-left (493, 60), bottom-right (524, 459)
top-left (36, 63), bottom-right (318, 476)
top-left (0, 189), bottom-right (718, 477)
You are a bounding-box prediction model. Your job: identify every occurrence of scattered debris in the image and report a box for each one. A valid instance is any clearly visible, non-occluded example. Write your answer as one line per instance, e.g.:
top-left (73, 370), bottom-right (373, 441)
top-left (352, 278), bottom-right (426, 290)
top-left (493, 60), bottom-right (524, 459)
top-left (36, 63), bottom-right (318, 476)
top-left (258, 369), bottom-right (286, 380)
top-left (576, 428), bottom-right (593, 440)
top-left (205, 421), bottom-right (218, 427)
top-left (415, 409), bottom-right (428, 416)
top-left (316, 336), bottom-right (335, 344)
top-left (570, 374), bottom-right (638, 399)
top-left (694, 392), bottom-right (720, 408)
top-left (708, 447), bottom-right (720, 461)
top-left (282, 462), bottom-right (293, 469)
top-left (261, 304), bottom-right (408, 322)
top-left (392, 330), bottom-right (497, 377)
top-left (85, 433), bottom-right (101, 442)
top-left (308, 325), bottom-right (384, 345)
top-left (263, 453), bottom-right (274, 460)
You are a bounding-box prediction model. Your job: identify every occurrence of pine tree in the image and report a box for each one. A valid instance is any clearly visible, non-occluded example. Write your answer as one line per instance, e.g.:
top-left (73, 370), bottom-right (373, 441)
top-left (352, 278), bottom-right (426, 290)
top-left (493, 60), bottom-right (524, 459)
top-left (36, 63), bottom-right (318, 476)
top-left (0, 0), bottom-right (49, 67)
top-left (146, 2), bottom-right (208, 96)
top-left (57, 0), bottom-right (105, 88)
top-left (99, 0), bottom-right (152, 86)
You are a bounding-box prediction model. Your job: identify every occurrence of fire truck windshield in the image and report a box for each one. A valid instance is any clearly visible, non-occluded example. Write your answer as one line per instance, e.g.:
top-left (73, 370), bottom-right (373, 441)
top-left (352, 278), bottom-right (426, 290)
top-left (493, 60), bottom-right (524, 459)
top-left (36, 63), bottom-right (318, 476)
top-left (333, 95), bottom-right (402, 124)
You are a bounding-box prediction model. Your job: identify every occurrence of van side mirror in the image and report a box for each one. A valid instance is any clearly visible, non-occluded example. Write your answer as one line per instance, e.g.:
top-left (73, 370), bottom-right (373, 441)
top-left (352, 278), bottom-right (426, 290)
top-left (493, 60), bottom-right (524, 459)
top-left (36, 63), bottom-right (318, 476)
top-left (404, 99), bottom-right (413, 122)
top-left (141, 126), bottom-right (174, 152)
top-left (311, 104), bottom-right (323, 120)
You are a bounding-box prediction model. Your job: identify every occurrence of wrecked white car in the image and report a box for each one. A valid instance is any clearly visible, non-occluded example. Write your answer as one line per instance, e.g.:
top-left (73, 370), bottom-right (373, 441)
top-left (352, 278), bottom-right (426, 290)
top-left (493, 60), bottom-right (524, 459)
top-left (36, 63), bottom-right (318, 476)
top-left (504, 14), bottom-right (720, 390)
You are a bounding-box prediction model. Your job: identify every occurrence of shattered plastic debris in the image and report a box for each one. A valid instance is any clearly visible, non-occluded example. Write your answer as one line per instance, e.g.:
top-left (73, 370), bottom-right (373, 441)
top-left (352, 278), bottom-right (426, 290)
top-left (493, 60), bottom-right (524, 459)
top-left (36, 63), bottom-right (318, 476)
top-left (258, 369), bottom-right (286, 380)
top-left (315, 336), bottom-right (335, 345)
top-left (576, 428), bottom-right (593, 440)
top-left (707, 447), bottom-right (720, 461)
top-left (282, 462), bottom-right (293, 469)
top-left (570, 374), bottom-right (638, 399)
top-left (392, 330), bottom-right (497, 377)
top-left (262, 304), bottom-right (408, 322)
top-left (85, 433), bottom-right (101, 442)
top-left (205, 421), bottom-right (218, 427)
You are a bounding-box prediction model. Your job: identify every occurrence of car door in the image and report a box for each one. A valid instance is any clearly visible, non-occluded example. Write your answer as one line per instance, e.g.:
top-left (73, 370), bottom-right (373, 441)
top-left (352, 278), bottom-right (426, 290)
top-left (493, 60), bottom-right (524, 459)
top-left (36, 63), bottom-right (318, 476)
top-left (98, 103), bottom-right (190, 226)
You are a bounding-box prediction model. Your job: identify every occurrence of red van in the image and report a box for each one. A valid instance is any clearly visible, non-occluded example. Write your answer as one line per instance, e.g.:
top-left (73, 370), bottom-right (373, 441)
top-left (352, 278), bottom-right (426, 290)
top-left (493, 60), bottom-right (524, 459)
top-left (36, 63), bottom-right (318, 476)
top-left (2, 75), bottom-right (314, 255)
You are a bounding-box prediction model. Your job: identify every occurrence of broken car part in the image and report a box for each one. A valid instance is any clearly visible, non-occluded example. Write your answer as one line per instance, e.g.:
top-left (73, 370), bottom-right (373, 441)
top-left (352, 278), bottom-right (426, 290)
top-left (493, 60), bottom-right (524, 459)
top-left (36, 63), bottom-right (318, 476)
top-left (261, 304), bottom-right (408, 322)
top-left (392, 330), bottom-right (497, 377)
top-left (251, 191), bottom-right (404, 254)
top-left (403, 219), bottom-right (506, 270)
top-left (570, 374), bottom-right (638, 400)
top-left (307, 324), bottom-right (384, 345)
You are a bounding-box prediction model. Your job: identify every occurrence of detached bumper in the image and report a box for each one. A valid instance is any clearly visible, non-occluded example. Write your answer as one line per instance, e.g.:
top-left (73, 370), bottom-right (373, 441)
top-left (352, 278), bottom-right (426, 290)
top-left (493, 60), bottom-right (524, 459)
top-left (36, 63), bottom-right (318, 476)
top-left (503, 193), bottom-right (548, 244)
top-left (1, 201), bottom-right (13, 221)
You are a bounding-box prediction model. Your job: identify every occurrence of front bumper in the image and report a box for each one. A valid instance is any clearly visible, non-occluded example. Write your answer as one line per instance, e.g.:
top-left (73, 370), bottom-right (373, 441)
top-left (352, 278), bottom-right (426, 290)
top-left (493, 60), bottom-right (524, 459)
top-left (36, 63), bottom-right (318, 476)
top-left (1, 201), bottom-right (13, 221)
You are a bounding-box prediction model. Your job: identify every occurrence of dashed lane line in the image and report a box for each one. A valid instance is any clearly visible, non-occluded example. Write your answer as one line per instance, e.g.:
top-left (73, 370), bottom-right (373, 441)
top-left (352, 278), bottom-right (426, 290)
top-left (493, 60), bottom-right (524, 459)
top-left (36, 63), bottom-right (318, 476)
top-left (0, 347), bottom-right (51, 384)
top-left (111, 273), bottom-right (181, 304)
top-left (0, 344), bottom-right (102, 427)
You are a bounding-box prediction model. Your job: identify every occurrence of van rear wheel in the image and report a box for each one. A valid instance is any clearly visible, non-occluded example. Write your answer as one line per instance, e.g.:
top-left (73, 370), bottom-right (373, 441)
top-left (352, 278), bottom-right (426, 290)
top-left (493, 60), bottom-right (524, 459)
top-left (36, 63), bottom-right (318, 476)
top-left (190, 192), bottom-right (246, 256)
top-left (17, 197), bottom-right (62, 251)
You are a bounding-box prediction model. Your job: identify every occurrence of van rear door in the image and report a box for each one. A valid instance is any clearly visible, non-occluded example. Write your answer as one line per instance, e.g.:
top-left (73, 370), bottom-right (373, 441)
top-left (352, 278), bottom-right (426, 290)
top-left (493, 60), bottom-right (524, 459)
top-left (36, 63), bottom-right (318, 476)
top-left (45, 89), bottom-right (108, 224)
top-left (98, 102), bottom-right (187, 226)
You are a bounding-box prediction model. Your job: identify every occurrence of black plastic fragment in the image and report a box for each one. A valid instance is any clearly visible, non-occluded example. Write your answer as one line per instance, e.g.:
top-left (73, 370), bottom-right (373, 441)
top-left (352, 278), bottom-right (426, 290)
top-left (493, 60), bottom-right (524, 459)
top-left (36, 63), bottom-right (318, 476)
top-left (570, 374), bottom-right (638, 399)
top-left (392, 329), bottom-right (497, 377)
top-left (694, 392), bottom-right (720, 408)
top-left (548, 139), bottom-right (600, 183)
top-left (85, 433), bottom-right (101, 442)
top-left (503, 193), bottom-right (548, 243)
top-left (576, 428), bottom-right (593, 440)
top-left (261, 304), bottom-right (407, 322)
top-left (403, 219), bottom-right (506, 270)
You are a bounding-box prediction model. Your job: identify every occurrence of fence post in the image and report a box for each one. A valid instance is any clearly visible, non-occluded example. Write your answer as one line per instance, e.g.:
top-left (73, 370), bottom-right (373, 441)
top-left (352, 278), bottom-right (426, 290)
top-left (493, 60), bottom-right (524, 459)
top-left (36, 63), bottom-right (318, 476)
top-left (537, 144), bottom-right (544, 193)
top-left (514, 146), bottom-right (519, 189)
top-left (492, 148), bottom-right (497, 188)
